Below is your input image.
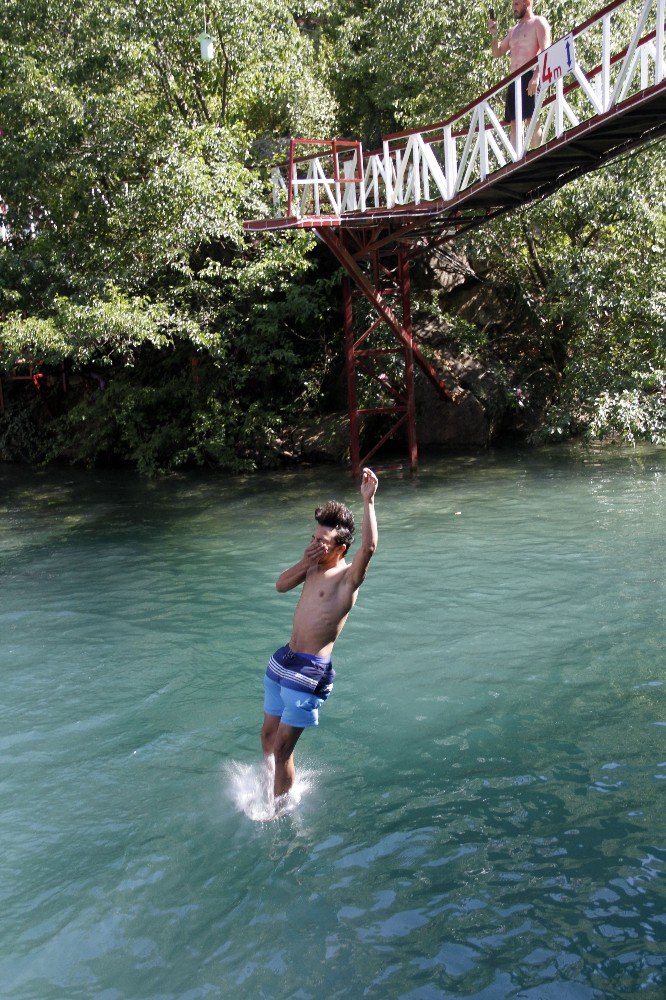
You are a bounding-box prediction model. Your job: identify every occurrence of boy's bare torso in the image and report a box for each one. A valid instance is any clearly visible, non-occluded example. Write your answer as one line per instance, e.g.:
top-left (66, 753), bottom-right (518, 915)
top-left (273, 468), bottom-right (379, 662)
top-left (290, 562), bottom-right (357, 658)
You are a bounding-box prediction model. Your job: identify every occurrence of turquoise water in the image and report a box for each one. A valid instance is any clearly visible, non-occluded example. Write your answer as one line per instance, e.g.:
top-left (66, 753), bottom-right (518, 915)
top-left (1, 448), bottom-right (664, 999)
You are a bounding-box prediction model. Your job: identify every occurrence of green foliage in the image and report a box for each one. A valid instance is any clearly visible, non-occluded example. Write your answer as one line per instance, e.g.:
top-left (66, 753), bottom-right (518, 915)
top-left (463, 146), bottom-right (665, 443)
top-left (586, 371), bottom-right (666, 445)
top-left (0, 396), bottom-right (51, 464)
top-left (322, 1), bottom-right (601, 139)
top-left (1, 290), bottom-right (173, 366)
top-left (0, 0), bottom-right (663, 470)
top-left (0, 0), bottom-right (345, 471)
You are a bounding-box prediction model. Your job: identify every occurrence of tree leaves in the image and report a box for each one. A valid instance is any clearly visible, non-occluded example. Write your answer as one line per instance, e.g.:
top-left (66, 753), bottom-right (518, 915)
top-left (0, 0), bottom-right (663, 468)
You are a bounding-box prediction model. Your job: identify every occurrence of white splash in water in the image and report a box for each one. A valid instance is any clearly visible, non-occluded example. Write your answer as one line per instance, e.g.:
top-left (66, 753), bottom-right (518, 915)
top-left (225, 758), bottom-right (316, 822)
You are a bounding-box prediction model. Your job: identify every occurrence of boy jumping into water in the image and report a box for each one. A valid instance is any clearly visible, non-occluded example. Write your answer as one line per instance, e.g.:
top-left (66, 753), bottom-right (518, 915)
top-left (261, 468), bottom-right (379, 804)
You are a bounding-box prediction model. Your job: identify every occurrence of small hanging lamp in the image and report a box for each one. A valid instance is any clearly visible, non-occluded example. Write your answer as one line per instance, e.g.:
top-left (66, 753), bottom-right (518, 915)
top-left (199, 3), bottom-right (215, 61)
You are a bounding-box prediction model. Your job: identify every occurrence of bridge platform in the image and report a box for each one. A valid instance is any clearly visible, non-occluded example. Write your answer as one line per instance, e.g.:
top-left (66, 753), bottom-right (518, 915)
top-left (244, 0), bottom-right (666, 474)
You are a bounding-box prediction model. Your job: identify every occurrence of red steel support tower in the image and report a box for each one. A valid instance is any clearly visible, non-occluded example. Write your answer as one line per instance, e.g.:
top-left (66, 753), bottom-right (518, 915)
top-left (245, 0), bottom-right (666, 473)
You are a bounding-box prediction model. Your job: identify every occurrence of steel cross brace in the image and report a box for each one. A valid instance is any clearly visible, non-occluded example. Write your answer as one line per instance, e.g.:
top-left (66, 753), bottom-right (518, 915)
top-left (319, 228), bottom-right (453, 475)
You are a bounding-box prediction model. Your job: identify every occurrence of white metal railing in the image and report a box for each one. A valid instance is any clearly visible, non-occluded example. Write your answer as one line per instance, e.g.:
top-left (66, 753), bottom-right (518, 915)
top-left (270, 0), bottom-right (665, 220)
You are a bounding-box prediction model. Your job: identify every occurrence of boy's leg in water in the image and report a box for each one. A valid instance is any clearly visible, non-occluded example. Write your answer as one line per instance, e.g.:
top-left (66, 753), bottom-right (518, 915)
top-left (261, 712), bottom-right (280, 762)
top-left (272, 722), bottom-right (304, 797)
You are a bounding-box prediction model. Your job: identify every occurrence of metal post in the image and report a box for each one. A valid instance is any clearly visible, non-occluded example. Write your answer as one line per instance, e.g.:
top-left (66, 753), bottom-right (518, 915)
top-left (657, 0), bottom-right (665, 85)
top-left (342, 271), bottom-right (361, 476)
top-left (479, 105), bottom-right (489, 179)
top-left (398, 249), bottom-right (418, 471)
top-left (514, 78), bottom-right (524, 157)
top-left (383, 140), bottom-right (393, 208)
top-left (602, 14), bottom-right (612, 110)
top-left (319, 228), bottom-right (452, 398)
top-left (287, 137), bottom-right (295, 218)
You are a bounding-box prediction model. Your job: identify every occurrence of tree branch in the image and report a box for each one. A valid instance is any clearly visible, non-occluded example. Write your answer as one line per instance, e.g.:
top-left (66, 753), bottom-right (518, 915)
top-left (192, 73), bottom-right (212, 123)
top-left (211, 20), bottom-right (232, 122)
top-left (152, 41), bottom-right (191, 122)
top-left (522, 222), bottom-right (549, 289)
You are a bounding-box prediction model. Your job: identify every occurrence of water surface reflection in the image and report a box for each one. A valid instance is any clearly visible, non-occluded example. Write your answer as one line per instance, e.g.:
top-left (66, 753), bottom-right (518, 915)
top-left (0, 448), bottom-right (664, 998)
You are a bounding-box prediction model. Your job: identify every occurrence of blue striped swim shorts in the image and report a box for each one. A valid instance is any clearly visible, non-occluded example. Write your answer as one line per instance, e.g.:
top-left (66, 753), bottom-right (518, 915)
top-left (263, 644), bottom-right (336, 728)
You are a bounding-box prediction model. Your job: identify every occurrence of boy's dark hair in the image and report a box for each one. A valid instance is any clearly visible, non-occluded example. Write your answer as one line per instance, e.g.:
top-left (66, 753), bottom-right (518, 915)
top-left (315, 500), bottom-right (355, 552)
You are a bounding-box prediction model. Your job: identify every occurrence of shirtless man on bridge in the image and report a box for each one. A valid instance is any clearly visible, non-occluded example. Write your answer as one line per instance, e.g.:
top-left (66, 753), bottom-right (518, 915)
top-left (489, 0), bottom-right (551, 151)
top-left (261, 468), bottom-right (379, 803)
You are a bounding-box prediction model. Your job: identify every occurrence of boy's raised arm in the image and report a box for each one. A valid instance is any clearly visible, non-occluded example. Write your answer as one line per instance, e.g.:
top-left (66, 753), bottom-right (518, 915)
top-left (349, 468), bottom-right (379, 590)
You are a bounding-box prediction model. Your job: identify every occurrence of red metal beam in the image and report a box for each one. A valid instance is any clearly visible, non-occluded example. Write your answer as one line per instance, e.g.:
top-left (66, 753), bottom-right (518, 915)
top-left (360, 412), bottom-right (409, 468)
top-left (398, 248), bottom-right (418, 471)
top-left (318, 228), bottom-right (454, 402)
top-left (342, 272), bottom-right (361, 475)
top-left (334, 233), bottom-right (429, 472)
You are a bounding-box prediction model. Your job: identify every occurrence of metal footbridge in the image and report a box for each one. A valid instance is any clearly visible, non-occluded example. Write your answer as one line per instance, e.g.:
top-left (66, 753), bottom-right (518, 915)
top-left (245, 0), bottom-right (666, 474)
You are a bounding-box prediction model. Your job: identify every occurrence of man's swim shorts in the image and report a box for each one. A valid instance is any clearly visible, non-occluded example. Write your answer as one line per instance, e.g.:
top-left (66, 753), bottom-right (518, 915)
top-left (504, 70), bottom-right (536, 122)
top-left (263, 644), bottom-right (336, 728)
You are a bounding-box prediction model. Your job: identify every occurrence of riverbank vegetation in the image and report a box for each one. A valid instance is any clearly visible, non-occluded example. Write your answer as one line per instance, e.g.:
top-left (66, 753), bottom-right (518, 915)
top-left (1, 0), bottom-right (663, 473)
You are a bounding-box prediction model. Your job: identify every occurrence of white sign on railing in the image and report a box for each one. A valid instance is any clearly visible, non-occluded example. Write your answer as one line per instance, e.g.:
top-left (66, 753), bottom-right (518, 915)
top-left (538, 33), bottom-right (576, 88)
